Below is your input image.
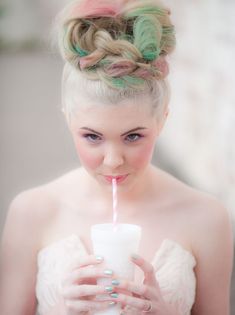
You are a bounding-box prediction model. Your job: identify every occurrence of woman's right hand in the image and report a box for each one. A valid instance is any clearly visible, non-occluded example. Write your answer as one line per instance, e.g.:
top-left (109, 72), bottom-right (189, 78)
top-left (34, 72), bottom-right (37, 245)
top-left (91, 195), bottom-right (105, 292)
top-left (59, 254), bottom-right (116, 315)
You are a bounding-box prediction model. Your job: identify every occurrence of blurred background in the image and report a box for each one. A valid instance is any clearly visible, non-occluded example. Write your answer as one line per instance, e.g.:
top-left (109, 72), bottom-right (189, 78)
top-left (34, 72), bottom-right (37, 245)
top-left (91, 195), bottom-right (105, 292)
top-left (0, 0), bottom-right (234, 312)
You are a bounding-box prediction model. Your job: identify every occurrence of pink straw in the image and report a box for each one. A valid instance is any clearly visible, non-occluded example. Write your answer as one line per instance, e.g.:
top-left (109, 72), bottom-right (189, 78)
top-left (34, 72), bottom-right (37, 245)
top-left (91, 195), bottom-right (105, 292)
top-left (112, 178), bottom-right (118, 231)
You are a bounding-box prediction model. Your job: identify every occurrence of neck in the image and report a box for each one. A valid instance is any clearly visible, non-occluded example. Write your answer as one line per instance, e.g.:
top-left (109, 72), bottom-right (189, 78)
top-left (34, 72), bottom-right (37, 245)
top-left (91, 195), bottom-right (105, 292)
top-left (82, 165), bottom-right (157, 218)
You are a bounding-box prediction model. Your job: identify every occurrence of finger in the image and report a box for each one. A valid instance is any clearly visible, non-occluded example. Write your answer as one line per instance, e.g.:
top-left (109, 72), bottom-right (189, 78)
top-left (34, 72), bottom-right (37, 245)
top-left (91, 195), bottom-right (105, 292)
top-left (108, 292), bottom-right (152, 313)
top-left (62, 266), bottom-right (115, 286)
top-left (111, 279), bottom-right (155, 300)
top-left (131, 254), bottom-right (157, 284)
top-left (62, 284), bottom-right (115, 299)
top-left (65, 299), bottom-right (117, 313)
top-left (68, 254), bottom-right (104, 271)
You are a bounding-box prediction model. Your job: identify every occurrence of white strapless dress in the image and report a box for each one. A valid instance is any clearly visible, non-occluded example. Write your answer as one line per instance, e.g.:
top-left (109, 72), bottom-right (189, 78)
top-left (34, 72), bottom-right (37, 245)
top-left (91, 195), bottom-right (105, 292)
top-left (35, 235), bottom-right (197, 315)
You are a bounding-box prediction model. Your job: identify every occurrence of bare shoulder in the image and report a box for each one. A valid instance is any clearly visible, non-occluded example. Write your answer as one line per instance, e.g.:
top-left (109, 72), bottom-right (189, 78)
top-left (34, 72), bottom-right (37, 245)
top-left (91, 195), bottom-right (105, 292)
top-left (156, 168), bottom-right (234, 313)
top-left (173, 175), bottom-right (233, 247)
top-left (187, 194), bottom-right (234, 314)
top-left (2, 186), bottom-right (57, 251)
top-left (0, 185), bottom-right (57, 314)
top-left (2, 168), bottom-right (81, 249)
top-left (185, 188), bottom-right (234, 259)
top-left (156, 167), bottom-right (233, 252)
top-left (158, 168), bottom-right (234, 310)
top-left (0, 170), bottom-right (81, 314)
top-left (157, 167), bottom-right (233, 227)
top-left (185, 188), bottom-right (234, 269)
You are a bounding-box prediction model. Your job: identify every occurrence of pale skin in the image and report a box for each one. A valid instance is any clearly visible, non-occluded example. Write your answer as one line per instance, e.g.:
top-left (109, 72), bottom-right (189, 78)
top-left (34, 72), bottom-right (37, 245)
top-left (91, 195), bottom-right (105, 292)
top-left (0, 94), bottom-right (233, 315)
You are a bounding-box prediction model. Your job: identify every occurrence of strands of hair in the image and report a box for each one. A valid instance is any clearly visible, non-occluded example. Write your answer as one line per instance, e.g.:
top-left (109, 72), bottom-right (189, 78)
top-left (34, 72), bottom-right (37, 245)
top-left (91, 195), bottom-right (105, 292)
top-left (55, 0), bottom-right (175, 118)
top-left (70, 0), bottom-right (122, 19)
top-left (57, 0), bottom-right (176, 90)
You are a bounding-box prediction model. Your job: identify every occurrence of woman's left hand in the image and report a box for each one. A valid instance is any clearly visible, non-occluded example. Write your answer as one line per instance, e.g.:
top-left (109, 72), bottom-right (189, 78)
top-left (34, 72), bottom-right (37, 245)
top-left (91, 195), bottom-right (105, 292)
top-left (108, 254), bottom-right (176, 315)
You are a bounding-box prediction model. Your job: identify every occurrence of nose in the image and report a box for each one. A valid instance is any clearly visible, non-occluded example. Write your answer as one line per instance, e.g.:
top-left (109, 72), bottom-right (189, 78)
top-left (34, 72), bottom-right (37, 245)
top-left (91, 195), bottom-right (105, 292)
top-left (103, 144), bottom-right (124, 169)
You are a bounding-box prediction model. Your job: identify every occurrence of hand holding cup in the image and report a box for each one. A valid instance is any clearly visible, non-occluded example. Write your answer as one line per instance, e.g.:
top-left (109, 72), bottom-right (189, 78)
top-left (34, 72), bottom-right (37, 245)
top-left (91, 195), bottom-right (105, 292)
top-left (59, 254), bottom-right (117, 314)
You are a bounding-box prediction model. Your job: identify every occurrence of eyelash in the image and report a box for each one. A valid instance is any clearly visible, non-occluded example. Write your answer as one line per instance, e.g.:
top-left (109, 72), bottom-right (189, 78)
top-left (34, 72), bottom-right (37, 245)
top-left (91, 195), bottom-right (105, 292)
top-left (83, 133), bottom-right (143, 143)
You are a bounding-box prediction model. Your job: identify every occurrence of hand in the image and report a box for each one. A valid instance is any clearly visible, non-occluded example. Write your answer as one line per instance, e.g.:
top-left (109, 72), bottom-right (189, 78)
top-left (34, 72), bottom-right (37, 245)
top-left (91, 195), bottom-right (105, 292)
top-left (108, 254), bottom-right (176, 315)
top-left (59, 254), bottom-right (117, 315)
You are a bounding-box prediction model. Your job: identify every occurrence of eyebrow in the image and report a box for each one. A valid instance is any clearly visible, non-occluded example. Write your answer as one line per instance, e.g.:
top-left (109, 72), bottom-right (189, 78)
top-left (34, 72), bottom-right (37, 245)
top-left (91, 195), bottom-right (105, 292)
top-left (80, 127), bottom-right (147, 136)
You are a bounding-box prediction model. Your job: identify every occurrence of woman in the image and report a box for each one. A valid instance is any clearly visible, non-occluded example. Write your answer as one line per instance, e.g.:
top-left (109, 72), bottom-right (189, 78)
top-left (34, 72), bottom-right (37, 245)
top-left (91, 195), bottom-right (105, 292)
top-left (0, 0), bottom-right (233, 314)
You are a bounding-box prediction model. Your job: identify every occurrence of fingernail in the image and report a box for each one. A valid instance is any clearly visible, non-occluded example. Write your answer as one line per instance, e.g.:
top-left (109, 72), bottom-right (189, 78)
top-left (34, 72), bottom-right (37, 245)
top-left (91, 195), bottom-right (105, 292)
top-left (131, 254), bottom-right (139, 260)
top-left (110, 292), bottom-right (119, 298)
top-left (108, 301), bottom-right (116, 307)
top-left (104, 269), bottom-right (113, 276)
top-left (96, 255), bottom-right (103, 262)
top-left (105, 286), bottom-right (113, 292)
top-left (111, 279), bottom-right (120, 286)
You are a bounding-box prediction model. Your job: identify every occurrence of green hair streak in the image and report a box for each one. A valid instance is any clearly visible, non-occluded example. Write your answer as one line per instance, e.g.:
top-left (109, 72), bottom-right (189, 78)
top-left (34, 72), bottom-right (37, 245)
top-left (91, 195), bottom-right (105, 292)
top-left (63, 24), bottom-right (89, 57)
top-left (119, 33), bottom-right (134, 44)
top-left (124, 6), bottom-right (167, 18)
top-left (133, 15), bottom-right (161, 61)
top-left (111, 75), bottom-right (144, 89)
top-left (74, 44), bottom-right (89, 57)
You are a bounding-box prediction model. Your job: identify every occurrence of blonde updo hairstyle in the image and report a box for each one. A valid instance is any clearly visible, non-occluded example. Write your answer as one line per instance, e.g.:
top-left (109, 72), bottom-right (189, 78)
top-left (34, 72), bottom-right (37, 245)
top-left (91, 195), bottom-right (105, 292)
top-left (55, 0), bottom-right (176, 120)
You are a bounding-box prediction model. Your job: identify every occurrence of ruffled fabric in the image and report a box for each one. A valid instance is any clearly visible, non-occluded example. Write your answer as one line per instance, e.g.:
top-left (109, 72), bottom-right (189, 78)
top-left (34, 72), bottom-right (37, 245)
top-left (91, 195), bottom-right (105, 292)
top-left (35, 235), bottom-right (196, 315)
top-left (152, 239), bottom-right (196, 315)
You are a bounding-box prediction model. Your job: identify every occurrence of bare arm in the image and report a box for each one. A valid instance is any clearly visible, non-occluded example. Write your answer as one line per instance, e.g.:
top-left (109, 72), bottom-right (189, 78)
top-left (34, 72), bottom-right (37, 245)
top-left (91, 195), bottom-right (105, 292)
top-left (0, 191), bottom-right (45, 315)
top-left (191, 202), bottom-right (234, 315)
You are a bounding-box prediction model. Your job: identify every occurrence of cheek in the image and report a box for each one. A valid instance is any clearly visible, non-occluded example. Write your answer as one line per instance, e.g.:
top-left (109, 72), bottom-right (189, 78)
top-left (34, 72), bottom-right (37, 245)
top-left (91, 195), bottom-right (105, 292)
top-left (74, 142), bottom-right (102, 169)
top-left (129, 142), bottom-right (155, 168)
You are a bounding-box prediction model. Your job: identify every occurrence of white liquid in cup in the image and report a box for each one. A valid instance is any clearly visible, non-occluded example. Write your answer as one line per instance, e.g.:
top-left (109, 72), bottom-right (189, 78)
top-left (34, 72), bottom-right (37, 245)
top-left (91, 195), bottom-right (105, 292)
top-left (91, 223), bottom-right (142, 315)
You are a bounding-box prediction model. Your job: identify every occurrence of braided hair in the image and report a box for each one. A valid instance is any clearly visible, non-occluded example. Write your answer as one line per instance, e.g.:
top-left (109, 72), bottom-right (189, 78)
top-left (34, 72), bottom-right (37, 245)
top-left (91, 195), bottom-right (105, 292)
top-left (57, 0), bottom-right (175, 90)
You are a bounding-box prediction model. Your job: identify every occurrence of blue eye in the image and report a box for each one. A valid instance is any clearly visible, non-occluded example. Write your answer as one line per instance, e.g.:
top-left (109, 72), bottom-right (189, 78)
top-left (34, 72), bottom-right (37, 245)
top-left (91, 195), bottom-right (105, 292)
top-left (83, 134), bottom-right (102, 143)
top-left (125, 133), bottom-right (143, 142)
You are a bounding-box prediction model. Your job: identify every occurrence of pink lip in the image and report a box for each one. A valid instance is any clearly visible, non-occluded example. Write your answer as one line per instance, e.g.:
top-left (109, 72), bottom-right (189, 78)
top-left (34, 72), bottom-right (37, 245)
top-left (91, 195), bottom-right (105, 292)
top-left (104, 174), bottom-right (128, 183)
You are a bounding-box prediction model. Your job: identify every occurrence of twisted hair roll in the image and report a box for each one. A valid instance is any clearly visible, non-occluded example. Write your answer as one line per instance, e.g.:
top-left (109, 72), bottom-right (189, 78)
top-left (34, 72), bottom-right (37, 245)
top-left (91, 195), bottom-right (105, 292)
top-left (56, 0), bottom-right (176, 90)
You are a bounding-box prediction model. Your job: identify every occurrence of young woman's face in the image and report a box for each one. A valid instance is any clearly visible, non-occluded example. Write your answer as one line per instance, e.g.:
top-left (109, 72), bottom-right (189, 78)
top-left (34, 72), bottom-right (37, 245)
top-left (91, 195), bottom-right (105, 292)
top-left (67, 95), bottom-right (167, 189)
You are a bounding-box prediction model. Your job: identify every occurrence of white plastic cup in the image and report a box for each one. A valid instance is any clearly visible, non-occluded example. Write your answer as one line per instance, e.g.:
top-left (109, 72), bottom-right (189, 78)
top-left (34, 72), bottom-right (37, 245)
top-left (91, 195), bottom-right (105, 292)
top-left (91, 223), bottom-right (142, 315)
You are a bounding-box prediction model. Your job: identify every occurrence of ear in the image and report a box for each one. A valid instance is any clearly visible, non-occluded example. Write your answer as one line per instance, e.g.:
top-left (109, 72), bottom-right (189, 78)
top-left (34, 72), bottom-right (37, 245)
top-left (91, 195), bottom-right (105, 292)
top-left (157, 107), bottom-right (169, 136)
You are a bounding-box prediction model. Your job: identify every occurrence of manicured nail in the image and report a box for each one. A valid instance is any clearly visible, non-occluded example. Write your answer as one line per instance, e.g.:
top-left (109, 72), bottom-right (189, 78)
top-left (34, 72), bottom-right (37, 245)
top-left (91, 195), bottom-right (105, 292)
top-left (111, 279), bottom-right (120, 286)
top-left (108, 301), bottom-right (116, 307)
top-left (105, 286), bottom-right (113, 292)
top-left (110, 292), bottom-right (119, 298)
top-left (95, 255), bottom-right (103, 262)
top-left (131, 254), bottom-right (139, 260)
top-left (104, 269), bottom-right (113, 276)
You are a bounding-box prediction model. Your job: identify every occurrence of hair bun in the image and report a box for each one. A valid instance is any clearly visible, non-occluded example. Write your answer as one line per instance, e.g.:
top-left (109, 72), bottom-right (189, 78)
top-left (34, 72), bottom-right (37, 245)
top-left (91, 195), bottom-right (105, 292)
top-left (57, 0), bottom-right (176, 89)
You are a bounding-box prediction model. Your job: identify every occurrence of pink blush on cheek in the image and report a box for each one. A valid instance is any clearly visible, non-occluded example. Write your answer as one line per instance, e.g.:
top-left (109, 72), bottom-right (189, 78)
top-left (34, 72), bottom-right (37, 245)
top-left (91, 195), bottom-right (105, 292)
top-left (131, 143), bottom-right (155, 169)
top-left (75, 144), bottom-right (102, 169)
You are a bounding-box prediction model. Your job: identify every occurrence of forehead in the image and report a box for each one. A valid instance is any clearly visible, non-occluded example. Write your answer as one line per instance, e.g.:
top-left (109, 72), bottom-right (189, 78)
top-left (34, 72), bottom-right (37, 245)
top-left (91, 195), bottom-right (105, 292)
top-left (69, 95), bottom-right (155, 130)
